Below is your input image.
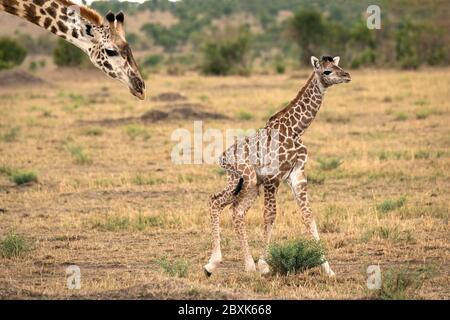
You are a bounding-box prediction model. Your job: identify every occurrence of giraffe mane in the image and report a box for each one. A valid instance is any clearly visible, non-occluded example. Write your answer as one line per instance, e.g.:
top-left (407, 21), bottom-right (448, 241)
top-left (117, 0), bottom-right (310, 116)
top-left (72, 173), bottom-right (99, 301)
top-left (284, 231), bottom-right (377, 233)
top-left (56, 0), bottom-right (103, 26)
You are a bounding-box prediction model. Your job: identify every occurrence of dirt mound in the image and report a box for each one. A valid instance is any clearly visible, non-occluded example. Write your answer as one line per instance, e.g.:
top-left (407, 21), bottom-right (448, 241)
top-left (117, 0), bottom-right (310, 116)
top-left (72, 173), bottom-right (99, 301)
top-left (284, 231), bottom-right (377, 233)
top-left (151, 92), bottom-right (187, 102)
top-left (78, 103), bottom-right (228, 126)
top-left (0, 70), bottom-right (46, 87)
top-left (141, 103), bottom-right (228, 122)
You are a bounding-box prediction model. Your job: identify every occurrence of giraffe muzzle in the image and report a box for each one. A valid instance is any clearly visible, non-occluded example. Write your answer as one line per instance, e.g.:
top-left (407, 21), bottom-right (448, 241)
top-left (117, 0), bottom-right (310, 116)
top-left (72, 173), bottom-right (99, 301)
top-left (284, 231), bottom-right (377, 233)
top-left (342, 72), bottom-right (351, 83)
top-left (129, 76), bottom-right (146, 100)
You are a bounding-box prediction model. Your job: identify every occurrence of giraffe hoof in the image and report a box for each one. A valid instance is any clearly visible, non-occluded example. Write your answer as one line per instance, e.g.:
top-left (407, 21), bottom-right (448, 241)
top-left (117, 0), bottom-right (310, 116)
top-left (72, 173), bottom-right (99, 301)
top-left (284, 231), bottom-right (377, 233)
top-left (326, 269), bottom-right (336, 277)
top-left (257, 259), bottom-right (270, 275)
top-left (245, 260), bottom-right (257, 272)
top-left (203, 267), bottom-right (212, 277)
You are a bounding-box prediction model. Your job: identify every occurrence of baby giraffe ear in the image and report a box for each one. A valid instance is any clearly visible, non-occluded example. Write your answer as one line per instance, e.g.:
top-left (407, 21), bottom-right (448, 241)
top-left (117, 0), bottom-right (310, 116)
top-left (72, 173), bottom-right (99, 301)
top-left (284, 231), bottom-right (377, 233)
top-left (333, 56), bottom-right (340, 66)
top-left (311, 56), bottom-right (320, 69)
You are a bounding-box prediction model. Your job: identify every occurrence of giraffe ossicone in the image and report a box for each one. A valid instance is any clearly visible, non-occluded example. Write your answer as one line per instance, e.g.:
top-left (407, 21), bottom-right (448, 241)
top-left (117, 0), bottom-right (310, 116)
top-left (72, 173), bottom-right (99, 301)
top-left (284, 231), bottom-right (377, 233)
top-left (205, 55), bottom-right (351, 277)
top-left (0, 0), bottom-right (145, 99)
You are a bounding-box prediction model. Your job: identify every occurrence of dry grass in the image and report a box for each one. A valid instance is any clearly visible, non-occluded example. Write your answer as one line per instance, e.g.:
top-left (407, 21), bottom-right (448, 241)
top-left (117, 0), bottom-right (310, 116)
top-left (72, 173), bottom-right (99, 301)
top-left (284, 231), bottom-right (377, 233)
top-left (0, 68), bottom-right (449, 299)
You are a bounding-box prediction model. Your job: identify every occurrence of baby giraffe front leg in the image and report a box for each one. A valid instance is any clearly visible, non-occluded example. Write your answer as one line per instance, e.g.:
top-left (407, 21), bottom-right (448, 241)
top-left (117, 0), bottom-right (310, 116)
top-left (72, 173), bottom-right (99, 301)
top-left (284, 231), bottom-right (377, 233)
top-left (288, 165), bottom-right (335, 277)
top-left (257, 184), bottom-right (278, 275)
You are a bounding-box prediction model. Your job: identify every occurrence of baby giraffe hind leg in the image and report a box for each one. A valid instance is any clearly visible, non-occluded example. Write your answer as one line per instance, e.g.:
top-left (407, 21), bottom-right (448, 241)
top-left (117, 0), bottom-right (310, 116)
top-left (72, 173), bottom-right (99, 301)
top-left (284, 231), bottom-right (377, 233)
top-left (204, 173), bottom-right (241, 276)
top-left (288, 163), bottom-right (335, 277)
top-left (231, 184), bottom-right (260, 272)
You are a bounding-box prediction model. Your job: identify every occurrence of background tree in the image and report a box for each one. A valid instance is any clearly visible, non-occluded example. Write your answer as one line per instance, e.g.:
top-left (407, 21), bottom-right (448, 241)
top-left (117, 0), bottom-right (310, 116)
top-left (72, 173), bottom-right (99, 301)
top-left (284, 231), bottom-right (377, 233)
top-left (287, 10), bottom-right (326, 65)
top-left (53, 39), bottom-right (85, 67)
top-left (0, 37), bottom-right (27, 70)
top-left (200, 26), bottom-right (252, 75)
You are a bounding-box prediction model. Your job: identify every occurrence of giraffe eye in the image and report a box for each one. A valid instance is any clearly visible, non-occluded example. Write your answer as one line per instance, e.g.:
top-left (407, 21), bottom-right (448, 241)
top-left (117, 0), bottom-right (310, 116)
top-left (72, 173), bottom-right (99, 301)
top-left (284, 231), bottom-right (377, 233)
top-left (105, 49), bottom-right (118, 57)
top-left (323, 70), bottom-right (332, 75)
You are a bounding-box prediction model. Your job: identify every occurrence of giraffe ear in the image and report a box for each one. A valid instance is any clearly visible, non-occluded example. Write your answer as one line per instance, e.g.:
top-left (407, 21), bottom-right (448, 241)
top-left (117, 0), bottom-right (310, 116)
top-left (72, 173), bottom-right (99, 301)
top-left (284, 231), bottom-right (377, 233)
top-left (105, 11), bottom-right (115, 23)
top-left (333, 56), bottom-right (340, 66)
top-left (115, 11), bottom-right (125, 38)
top-left (311, 56), bottom-right (320, 69)
top-left (116, 12), bottom-right (124, 23)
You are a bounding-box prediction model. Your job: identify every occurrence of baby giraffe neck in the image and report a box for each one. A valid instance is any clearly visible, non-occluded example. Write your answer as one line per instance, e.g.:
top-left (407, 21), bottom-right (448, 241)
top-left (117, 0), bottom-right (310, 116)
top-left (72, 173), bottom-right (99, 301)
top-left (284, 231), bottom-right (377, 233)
top-left (267, 72), bottom-right (326, 137)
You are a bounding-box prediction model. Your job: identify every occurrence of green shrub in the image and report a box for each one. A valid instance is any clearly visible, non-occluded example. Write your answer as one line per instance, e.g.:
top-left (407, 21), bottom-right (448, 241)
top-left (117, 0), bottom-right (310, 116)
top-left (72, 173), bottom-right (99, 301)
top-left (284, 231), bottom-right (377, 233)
top-left (0, 233), bottom-right (32, 258)
top-left (142, 54), bottom-right (164, 68)
top-left (0, 37), bottom-right (27, 70)
top-left (53, 39), bottom-right (85, 67)
top-left (268, 238), bottom-right (325, 275)
top-left (201, 26), bottom-right (252, 75)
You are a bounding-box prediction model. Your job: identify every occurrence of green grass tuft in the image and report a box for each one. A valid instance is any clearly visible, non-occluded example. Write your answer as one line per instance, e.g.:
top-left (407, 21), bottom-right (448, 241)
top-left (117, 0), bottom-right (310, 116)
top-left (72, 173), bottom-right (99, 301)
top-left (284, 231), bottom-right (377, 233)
top-left (156, 257), bottom-right (189, 278)
top-left (0, 165), bottom-right (38, 185)
top-left (83, 127), bottom-right (103, 136)
top-left (66, 144), bottom-right (92, 165)
top-left (376, 196), bottom-right (406, 213)
top-left (235, 110), bottom-right (253, 121)
top-left (267, 238), bottom-right (326, 275)
top-left (316, 157), bottom-right (343, 171)
top-left (124, 125), bottom-right (151, 141)
top-left (93, 214), bottom-right (173, 232)
top-left (0, 127), bottom-right (19, 142)
top-left (132, 174), bottom-right (165, 186)
top-left (377, 267), bottom-right (424, 300)
top-left (0, 233), bottom-right (32, 259)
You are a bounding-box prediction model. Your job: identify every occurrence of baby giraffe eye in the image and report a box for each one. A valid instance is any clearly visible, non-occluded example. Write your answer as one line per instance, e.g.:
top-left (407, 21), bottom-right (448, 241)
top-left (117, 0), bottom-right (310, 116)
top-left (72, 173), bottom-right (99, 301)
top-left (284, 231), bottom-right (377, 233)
top-left (323, 70), bottom-right (332, 75)
top-left (105, 49), bottom-right (119, 57)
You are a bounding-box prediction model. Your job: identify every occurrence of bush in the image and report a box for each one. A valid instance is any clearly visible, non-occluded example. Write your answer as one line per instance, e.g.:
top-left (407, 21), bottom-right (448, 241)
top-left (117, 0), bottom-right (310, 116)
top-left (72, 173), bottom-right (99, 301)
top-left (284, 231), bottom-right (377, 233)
top-left (0, 37), bottom-right (27, 70)
top-left (201, 27), bottom-right (252, 75)
top-left (267, 238), bottom-right (325, 275)
top-left (0, 233), bottom-right (32, 259)
top-left (53, 39), bottom-right (85, 67)
top-left (142, 54), bottom-right (164, 69)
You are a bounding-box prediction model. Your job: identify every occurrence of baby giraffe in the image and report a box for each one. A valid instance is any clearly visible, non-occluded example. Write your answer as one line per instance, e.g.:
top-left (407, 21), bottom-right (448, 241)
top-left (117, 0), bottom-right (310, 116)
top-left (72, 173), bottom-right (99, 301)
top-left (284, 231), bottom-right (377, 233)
top-left (204, 55), bottom-right (351, 277)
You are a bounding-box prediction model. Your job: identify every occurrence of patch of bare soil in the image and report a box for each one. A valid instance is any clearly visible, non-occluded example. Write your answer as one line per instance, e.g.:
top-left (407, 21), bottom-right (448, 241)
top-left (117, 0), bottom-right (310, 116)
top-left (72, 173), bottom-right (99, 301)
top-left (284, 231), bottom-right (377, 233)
top-left (86, 279), bottom-right (244, 300)
top-left (78, 103), bottom-right (228, 126)
top-left (141, 103), bottom-right (229, 121)
top-left (0, 70), bottom-right (46, 87)
top-left (151, 92), bottom-right (187, 102)
top-left (0, 277), bottom-right (245, 300)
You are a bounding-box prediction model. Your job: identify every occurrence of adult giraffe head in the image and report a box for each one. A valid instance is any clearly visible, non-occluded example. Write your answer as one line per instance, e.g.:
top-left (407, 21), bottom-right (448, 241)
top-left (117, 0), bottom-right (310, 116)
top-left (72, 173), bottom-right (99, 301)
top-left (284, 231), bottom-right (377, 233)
top-left (311, 55), bottom-right (351, 87)
top-left (0, 0), bottom-right (146, 99)
top-left (86, 10), bottom-right (146, 100)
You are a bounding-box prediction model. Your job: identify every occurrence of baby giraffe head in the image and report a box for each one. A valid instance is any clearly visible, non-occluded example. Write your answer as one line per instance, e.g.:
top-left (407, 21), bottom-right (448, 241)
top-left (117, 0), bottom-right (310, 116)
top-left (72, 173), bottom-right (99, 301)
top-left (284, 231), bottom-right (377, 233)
top-left (311, 55), bottom-right (351, 87)
top-left (87, 11), bottom-right (145, 100)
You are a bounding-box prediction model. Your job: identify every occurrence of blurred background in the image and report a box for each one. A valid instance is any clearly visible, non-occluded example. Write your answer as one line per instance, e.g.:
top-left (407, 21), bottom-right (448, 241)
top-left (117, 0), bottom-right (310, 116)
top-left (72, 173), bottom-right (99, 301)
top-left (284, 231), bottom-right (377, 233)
top-left (0, 0), bottom-right (449, 76)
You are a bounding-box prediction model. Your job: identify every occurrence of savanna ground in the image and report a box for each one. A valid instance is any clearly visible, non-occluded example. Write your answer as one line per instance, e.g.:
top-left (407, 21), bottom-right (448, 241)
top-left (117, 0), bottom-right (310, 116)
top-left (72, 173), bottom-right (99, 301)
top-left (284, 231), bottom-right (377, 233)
top-left (0, 67), bottom-right (448, 299)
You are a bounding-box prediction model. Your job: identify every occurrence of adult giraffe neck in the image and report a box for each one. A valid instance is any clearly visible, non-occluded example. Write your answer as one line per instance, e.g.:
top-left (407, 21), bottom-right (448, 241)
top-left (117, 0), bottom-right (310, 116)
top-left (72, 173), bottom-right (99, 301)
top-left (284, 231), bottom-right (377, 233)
top-left (0, 0), bottom-right (98, 52)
